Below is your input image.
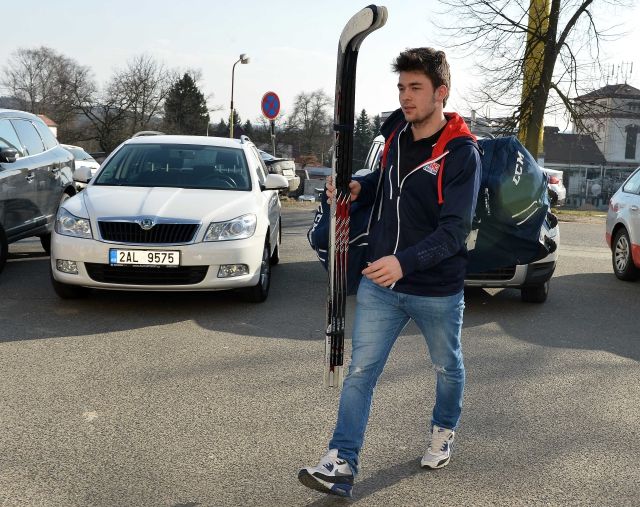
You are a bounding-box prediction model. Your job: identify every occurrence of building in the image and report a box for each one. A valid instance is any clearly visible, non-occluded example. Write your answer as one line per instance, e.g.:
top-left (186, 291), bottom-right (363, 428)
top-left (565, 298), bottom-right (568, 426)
top-left (575, 83), bottom-right (640, 166)
top-left (37, 114), bottom-right (58, 138)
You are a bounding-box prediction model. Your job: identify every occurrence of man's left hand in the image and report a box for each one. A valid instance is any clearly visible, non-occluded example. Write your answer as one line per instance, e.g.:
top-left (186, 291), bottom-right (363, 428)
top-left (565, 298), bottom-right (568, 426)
top-left (362, 256), bottom-right (403, 287)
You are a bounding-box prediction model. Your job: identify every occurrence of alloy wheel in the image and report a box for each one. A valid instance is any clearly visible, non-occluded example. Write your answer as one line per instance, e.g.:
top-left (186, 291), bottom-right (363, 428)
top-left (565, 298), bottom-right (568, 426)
top-left (615, 235), bottom-right (630, 272)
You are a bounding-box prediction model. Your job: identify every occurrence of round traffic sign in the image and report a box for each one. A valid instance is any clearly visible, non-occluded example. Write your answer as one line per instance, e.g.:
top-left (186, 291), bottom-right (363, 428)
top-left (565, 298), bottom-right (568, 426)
top-left (261, 91), bottom-right (280, 120)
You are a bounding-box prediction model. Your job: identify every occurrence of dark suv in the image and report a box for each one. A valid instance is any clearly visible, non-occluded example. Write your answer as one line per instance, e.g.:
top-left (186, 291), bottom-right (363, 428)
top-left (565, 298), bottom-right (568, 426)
top-left (0, 109), bottom-right (75, 274)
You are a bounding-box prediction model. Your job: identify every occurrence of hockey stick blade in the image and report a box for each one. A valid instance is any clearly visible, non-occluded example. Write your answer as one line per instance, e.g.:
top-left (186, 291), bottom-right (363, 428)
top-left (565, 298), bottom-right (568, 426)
top-left (338, 5), bottom-right (388, 55)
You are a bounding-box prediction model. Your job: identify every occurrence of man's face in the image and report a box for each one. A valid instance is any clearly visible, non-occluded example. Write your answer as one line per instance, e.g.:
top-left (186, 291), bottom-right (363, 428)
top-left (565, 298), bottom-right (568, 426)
top-left (397, 70), bottom-right (446, 124)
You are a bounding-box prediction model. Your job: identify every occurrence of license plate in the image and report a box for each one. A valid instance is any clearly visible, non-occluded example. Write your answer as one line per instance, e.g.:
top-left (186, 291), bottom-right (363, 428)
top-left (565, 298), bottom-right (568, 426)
top-left (109, 249), bottom-right (180, 266)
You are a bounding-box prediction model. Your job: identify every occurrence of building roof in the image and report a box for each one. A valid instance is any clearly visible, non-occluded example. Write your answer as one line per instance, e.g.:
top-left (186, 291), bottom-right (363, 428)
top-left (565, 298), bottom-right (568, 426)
top-left (37, 114), bottom-right (58, 127)
top-left (543, 127), bottom-right (606, 165)
top-left (575, 83), bottom-right (640, 101)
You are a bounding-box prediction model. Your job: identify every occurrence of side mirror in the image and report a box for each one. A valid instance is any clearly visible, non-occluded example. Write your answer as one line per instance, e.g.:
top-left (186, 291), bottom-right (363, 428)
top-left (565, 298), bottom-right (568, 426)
top-left (263, 174), bottom-right (288, 190)
top-left (73, 166), bottom-right (93, 183)
top-left (0, 148), bottom-right (18, 163)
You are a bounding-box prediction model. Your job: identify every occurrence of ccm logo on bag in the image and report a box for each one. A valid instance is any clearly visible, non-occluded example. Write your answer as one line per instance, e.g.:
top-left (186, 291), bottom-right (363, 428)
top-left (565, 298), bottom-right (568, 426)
top-left (513, 150), bottom-right (525, 185)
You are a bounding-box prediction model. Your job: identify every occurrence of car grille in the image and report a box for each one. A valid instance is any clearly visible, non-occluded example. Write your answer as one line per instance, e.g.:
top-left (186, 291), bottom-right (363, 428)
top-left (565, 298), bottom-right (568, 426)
top-left (85, 263), bottom-right (208, 285)
top-left (466, 266), bottom-right (516, 281)
top-left (98, 221), bottom-right (198, 244)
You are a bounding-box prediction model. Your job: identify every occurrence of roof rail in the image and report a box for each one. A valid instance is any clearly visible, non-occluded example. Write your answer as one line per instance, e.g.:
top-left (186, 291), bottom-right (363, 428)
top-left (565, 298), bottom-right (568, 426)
top-left (132, 130), bottom-right (165, 138)
top-left (240, 135), bottom-right (252, 144)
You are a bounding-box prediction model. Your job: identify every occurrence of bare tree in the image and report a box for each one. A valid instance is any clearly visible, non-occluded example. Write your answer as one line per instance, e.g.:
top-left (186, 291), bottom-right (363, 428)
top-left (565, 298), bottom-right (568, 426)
top-left (435, 0), bottom-right (624, 157)
top-left (73, 80), bottom-right (133, 152)
top-left (110, 54), bottom-right (177, 136)
top-left (287, 89), bottom-right (333, 163)
top-left (1, 46), bottom-right (94, 136)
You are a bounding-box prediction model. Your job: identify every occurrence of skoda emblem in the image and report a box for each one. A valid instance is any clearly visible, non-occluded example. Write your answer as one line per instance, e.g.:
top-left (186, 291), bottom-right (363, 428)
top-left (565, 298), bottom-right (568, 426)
top-left (139, 218), bottom-right (155, 230)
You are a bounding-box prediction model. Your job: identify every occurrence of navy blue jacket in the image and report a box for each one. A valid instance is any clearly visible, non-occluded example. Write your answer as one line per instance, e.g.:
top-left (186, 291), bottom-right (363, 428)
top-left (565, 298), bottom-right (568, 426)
top-left (357, 108), bottom-right (481, 296)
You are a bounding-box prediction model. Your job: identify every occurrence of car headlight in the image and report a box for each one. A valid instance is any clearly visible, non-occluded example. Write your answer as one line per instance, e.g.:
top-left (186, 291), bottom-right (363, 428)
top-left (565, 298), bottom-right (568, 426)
top-left (55, 207), bottom-right (93, 239)
top-left (204, 214), bottom-right (257, 241)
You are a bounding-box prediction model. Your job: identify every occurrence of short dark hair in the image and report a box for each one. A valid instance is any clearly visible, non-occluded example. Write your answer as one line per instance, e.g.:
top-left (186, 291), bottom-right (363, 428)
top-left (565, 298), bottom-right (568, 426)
top-left (392, 48), bottom-right (451, 106)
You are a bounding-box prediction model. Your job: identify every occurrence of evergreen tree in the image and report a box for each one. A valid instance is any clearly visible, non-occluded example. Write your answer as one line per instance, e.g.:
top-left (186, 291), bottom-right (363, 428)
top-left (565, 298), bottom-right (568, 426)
top-left (228, 109), bottom-right (242, 137)
top-left (353, 109), bottom-right (371, 170)
top-left (163, 73), bottom-right (209, 135)
top-left (211, 119), bottom-right (228, 137)
top-left (243, 119), bottom-right (254, 139)
top-left (370, 114), bottom-right (382, 138)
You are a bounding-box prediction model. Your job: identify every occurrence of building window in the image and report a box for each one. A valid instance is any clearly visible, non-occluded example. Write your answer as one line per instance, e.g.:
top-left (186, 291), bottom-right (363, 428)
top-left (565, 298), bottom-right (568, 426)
top-left (625, 125), bottom-right (639, 159)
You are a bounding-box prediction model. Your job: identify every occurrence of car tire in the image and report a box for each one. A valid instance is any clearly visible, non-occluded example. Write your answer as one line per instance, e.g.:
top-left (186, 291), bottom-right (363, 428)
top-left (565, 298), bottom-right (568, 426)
top-left (521, 281), bottom-right (549, 303)
top-left (50, 267), bottom-right (89, 299)
top-left (0, 226), bottom-right (8, 275)
top-left (244, 242), bottom-right (271, 303)
top-left (40, 192), bottom-right (72, 255)
top-left (612, 227), bottom-right (640, 281)
top-left (39, 234), bottom-right (52, 255)
top-left (270, 222), bottom-right (281, 265)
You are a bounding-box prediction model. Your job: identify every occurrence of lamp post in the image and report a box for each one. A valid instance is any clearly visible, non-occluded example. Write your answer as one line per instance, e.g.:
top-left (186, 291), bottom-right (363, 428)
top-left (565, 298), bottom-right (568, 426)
top-left (230, 53), bottom-right (250, 138)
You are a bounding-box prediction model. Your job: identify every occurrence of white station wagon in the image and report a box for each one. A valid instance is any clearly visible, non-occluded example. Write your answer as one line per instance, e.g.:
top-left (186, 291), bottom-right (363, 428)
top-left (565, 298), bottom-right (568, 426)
top-left (50, 135), bottom-right (288, 302)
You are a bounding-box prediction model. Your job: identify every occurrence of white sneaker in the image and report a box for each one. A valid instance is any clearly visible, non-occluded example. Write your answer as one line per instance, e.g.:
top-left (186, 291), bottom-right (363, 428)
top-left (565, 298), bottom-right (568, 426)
top-left (298, 449), bottom-right (354, 497)
top-left (421, 425), bottom-right (455, 469)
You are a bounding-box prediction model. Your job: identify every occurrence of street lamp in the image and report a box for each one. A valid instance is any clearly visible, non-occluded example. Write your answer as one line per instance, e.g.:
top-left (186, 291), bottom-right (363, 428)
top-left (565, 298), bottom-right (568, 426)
top-left (230, 53), bottom-right (250, 138)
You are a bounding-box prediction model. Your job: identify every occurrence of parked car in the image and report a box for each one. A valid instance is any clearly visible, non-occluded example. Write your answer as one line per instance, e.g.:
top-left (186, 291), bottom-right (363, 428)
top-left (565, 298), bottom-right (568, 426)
top-left (606, 166), bottom-right (640, 280)
top-left (361, 133), bottom-right (559, 303)
top-left (540, 167), bottom-right (566, 207)
top-left (50, 135), bottom-right (288, 302)
top-left (258, 149), bottom-right (300, 193)
top-left (61, 144), bottom-right (100, 176)
top-left (295, 165), bottom-right (333, 200)
top-left (0, 109), bottom-right (76, 274)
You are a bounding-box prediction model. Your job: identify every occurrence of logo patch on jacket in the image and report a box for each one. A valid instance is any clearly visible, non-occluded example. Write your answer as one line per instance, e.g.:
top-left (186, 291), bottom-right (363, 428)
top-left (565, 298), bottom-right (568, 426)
top-left (420, 161), bottom-right (441, 175)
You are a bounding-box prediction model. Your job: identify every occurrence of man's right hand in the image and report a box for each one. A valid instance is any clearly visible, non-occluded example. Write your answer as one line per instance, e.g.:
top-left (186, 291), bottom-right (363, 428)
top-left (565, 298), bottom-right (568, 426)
top-left (326, 175), bottom-right (361, 204)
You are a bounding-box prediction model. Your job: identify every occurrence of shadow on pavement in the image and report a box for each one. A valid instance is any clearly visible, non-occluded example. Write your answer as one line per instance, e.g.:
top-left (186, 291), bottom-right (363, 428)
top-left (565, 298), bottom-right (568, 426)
top-left (1, 226), bottom-right (637, 363)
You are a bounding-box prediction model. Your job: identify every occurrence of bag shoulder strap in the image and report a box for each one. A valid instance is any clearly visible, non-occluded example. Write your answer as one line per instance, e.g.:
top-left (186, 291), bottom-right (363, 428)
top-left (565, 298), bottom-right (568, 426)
top-left (380, 123), bottom-right (403, 171)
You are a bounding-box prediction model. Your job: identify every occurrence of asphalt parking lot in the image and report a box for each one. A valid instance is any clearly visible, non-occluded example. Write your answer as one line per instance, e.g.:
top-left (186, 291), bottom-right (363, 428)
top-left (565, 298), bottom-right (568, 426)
top-left (0, 208), bottom-right (638, 506)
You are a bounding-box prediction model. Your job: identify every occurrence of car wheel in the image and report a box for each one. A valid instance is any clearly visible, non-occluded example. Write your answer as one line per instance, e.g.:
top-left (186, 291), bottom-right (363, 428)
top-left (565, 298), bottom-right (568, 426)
top-left (270, 221), bottom-right (281, 265)
top-left (521, 281), bottom-right (549, 303)
top-left (40, 192), bottom-right (72, 255)
top-left (612, 227), bottom-right (640, 281)
top-left (50, 266), bottom-right (89, 299)
top-left (0, 226), bottom-right (8, 275)
top-left (244, 242), bottom-right (271, 303)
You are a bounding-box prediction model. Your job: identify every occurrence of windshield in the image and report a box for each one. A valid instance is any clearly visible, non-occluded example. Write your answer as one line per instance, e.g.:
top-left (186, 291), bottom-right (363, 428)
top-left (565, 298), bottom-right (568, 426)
top-left (259, 150), bottom-right (276, 161)
top-left (67, 147), bottom-right (94, 161)
top-left (94, 143), bottom-right (252, 191)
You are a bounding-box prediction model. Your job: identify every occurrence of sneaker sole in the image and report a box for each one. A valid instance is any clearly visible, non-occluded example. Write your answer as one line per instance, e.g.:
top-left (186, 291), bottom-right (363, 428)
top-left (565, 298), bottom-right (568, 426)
top-left (298, 469), bottom-right (352, 498)
top-left (420, 456), bottom-right (450, 469)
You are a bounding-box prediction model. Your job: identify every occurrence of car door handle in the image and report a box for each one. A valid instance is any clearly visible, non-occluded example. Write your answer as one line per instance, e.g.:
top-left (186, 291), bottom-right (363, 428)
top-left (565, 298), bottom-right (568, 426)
top-left (25, 173), bottom-right (35, 183)
top-left (631, 205), bottom-right (639, 212)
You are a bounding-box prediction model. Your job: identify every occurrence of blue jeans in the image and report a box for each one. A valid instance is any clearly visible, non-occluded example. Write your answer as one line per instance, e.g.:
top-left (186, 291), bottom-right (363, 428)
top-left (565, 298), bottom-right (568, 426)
top-left (328, 276), bottom-right (465, 475)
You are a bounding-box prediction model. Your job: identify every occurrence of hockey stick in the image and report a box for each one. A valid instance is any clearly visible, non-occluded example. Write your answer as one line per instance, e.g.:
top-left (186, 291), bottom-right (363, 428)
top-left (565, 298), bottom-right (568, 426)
top-left (325, 5), bottom-right (388, 388)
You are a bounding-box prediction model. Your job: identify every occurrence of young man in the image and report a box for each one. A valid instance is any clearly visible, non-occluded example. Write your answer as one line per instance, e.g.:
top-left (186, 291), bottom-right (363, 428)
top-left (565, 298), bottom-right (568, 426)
top-left (298, 48), bottom-right (482, 498)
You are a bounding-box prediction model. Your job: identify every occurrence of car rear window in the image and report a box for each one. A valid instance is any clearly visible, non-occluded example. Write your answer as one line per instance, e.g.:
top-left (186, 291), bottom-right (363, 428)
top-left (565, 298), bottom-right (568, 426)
top-left (33, 119), bottom-right (59, 150)
top-left (94, 143), bottom-right (251, 191)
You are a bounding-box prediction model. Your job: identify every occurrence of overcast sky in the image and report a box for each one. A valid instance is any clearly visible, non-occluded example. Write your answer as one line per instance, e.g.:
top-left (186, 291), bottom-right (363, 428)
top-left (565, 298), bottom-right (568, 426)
top-left (2, 0), bottom-right (638, 128)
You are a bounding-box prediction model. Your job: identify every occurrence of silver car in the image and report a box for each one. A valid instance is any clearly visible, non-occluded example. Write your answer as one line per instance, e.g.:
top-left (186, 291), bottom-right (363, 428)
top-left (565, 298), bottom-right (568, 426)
top-left (0, 109), bottom-right (75, 274)
top-left (606, 166), bottom-right (640, 280)
top-left (362, 134), bottom-right (559, 303)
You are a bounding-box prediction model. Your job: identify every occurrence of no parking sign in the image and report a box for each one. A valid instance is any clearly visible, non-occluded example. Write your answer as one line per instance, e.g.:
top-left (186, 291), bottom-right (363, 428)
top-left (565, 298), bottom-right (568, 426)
top-left (261, 91), bottom-right (280, 120)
